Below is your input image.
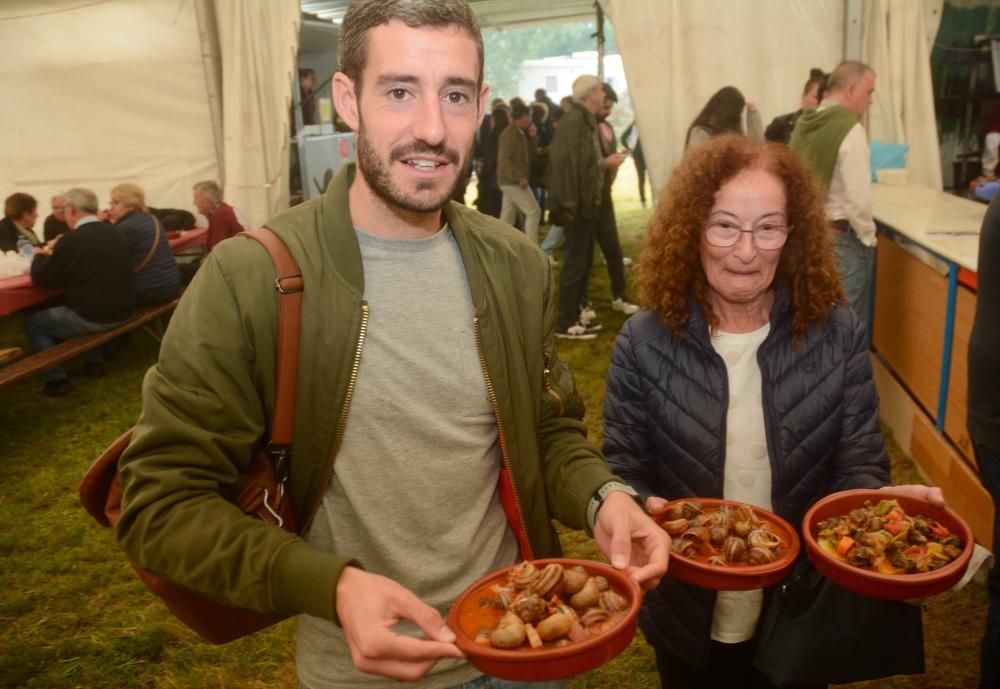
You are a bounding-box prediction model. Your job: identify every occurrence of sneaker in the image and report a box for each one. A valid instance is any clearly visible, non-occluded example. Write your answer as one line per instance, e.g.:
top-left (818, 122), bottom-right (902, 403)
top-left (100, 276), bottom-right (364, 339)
top-left (612, 298), bottom-right (640, 315)
top-left (556, 322), bottom-right (598, 340)
top-left (579, 305), bottom-right (597, 323)
top-left (40, 379), bottom-right (74, 397)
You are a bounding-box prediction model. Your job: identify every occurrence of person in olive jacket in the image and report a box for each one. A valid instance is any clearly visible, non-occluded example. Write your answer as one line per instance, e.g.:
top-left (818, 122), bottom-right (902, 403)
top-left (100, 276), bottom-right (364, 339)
top-left (116, 3), bottom-right (668, 688)
top-left (602, 135), bottom-right (943, 689)
top-left (547, 74), bottom-right (625, 339)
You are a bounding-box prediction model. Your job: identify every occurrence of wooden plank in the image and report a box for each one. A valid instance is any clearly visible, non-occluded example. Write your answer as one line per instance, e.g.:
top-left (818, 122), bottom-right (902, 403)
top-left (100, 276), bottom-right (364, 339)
top-left (0, 299), bottom-right (178, 389)
top-left (872, 237), bottom-right (947, 420)
top-left (871, 354), bottom-right (915, 456)
top-left (944, 285), bottom-right (977, 465)
top-left (911, 412), bottom-right (994, 546)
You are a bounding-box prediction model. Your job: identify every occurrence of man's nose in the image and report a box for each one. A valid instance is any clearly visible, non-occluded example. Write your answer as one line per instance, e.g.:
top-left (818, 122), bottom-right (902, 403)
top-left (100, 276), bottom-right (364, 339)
top-left (411, 95), bottom-right (446, 146)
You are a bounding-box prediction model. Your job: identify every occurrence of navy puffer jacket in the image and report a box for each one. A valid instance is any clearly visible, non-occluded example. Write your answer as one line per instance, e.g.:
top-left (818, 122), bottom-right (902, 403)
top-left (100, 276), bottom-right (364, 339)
top-left (602, 287), bottom-right (889, 665)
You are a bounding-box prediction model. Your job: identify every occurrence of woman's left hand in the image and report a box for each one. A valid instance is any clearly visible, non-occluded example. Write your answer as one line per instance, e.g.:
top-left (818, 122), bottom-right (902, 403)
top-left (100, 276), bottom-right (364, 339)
top-left (879, 484), bottom-right (946, 507)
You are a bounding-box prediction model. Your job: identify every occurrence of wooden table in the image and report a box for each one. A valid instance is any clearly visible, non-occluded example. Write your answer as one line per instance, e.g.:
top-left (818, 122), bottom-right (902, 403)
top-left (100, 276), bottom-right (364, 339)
top-left (869, 183), bottom-right (991, 543)
top-left (0, 227), bottom-right (207, 318)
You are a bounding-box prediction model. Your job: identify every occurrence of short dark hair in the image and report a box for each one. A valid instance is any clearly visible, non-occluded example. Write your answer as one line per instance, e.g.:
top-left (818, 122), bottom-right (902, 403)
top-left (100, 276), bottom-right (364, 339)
top-left (4, 193), bottom-right (36, 220)
top-left (299, 68), bottom-right (316, 80)
top-left (827, 60), bottom-right (873, 93)
top-left (339, 0), bottom-right (484, 93)
top-left (602, 82), bottom-right (618, 103)
top-left (511, 102), bottom-right (530, 119)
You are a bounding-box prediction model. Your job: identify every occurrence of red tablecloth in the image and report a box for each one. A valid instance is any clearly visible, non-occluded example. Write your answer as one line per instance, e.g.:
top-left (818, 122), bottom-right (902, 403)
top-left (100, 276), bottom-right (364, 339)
top-left (0, 228), bottom-right (208, 317)
top-left (169, 227), bottom-right (208, 252)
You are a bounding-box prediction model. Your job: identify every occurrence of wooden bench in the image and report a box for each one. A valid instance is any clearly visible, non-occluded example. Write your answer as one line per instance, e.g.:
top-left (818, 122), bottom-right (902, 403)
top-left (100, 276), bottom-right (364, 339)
top-left (0, 298), bottom-right (180, 390)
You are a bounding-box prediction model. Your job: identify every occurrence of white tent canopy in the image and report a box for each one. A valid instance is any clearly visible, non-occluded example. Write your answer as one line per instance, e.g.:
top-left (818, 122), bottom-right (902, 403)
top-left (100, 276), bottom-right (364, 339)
top-left (603, 0), bottom-right (945, 195)
top-left (0, 0), bottom-right (947, 230)
top-left (0, 0), bottom-right (299, 230)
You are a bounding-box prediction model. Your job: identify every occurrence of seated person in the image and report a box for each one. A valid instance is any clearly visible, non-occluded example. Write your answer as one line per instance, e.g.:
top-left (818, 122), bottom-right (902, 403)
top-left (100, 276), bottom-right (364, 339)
top-left (26, 188), bottom-right (135, 396)
top-left (180, 181), bottom-right (248, 285)
top-left (193, 180), bottom-right (247, 251)
top-left (44, 195), bottom-right (71, 242)
top-left (108, 183), bottom-right (181, 305)
top-left (0, 192), bottom-right (41, 253)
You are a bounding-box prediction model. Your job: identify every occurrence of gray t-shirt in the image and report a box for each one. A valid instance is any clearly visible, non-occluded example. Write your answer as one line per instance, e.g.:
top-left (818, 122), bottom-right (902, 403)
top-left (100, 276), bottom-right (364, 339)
top-left (297, 225), bottom-right (519, 689)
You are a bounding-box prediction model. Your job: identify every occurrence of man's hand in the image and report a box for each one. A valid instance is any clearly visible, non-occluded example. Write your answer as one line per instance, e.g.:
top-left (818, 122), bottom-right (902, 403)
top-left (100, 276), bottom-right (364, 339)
top-left (745, 100), bottom-right (758, 113)
top-left (604, 153), bottom-right (626, 171)
top-left (593, 491), bottom-right (670, 591)
top-left (879, 484), bottom-right (946, 507)
top-left (335, 566), bottom-right (464, 682)
top-left (518, 177), bottom-right (529, 189)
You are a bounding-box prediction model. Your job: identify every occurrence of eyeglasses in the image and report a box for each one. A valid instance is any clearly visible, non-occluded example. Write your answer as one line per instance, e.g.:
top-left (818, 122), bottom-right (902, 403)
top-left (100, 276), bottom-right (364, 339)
top-left (703, 219), bottom-right (792, 250)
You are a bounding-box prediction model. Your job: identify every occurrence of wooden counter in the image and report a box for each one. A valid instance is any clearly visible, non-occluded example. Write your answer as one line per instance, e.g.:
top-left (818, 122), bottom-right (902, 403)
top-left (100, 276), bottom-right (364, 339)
top-left (871, 183), bottom-right (992, 545)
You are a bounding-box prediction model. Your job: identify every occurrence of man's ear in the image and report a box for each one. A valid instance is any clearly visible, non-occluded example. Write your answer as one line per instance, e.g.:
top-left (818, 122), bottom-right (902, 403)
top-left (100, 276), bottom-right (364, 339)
top-left (332, 72), bottom-right (360, 131)
top-left (477, 82), bottom-right (490, 128)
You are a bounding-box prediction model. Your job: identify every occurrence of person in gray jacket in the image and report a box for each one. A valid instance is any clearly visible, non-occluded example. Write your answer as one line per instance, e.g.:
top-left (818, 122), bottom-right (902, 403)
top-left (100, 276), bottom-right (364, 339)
top-left (602, 135), bottom-right (943, 689)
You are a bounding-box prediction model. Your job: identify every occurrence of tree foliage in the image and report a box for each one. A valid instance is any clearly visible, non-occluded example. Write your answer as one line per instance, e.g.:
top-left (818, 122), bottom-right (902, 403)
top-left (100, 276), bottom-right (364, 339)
top-left (482, 20), bottom-right (620, 102)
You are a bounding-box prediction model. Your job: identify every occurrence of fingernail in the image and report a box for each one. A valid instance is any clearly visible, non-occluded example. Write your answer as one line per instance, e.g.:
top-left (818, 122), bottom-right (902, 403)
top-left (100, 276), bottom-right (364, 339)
top-left (612, 554), bottom-right (627, 569)
top-left (439, 626), bottom-right (456, 643)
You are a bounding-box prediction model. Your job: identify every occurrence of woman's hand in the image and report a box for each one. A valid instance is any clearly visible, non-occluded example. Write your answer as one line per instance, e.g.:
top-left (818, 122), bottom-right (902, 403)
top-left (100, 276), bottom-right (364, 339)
top-left (879, 484), bottom-right (946, 507)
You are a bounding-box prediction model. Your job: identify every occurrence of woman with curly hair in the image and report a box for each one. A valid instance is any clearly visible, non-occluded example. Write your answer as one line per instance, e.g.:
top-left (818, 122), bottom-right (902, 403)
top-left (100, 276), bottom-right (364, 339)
top-left (685, 86), bottom-right (763, 151)
top-left (602, 135), bottom-right (940, 689)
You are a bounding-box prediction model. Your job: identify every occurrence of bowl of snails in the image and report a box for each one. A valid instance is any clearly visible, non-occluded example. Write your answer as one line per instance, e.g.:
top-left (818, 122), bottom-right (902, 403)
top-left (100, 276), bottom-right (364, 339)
top-left (447, 558), bottom-right (641, 681)
top-left (654, 498), bottom-right (800, 590)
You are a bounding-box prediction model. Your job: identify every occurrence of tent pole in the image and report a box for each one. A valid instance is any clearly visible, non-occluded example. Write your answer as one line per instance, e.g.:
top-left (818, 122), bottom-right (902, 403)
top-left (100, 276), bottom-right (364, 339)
top-left (595, 2), bottom-right (605, 80)
top-left (194, 0), bottom-right (226, 188)
top-left (844, 0), bottom-right (863, 60)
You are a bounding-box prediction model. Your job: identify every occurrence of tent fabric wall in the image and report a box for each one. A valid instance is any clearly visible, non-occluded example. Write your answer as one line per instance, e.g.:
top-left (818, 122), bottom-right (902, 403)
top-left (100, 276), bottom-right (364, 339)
top-left (601, 0), bottom-right (843, 197)
top-left (212, 0), bottom-right (300, 230)
top-left (0, 0), bottom-right (220, 218)
top-left (0, 0), bottom-right (299, 232)
top-left (862, 0), bottom-right (944, 189)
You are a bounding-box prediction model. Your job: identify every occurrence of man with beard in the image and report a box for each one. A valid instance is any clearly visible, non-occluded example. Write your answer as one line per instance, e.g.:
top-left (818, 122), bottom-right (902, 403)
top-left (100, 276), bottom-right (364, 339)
top-left (115, 2), bottom-right (669, 688)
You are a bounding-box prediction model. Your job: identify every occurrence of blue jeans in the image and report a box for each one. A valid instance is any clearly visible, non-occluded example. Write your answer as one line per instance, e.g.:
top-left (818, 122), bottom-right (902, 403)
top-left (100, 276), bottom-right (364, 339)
top-left (832, 230), bottom-right (875, 329)
top-left (301, 679), bottom-right (565, 689)
top-left (540, 225), bottom-right (564, 254)
top-left (24, 306), bottom-right (129, 382)
top-left (975, 442), bottom-right (1000, 689)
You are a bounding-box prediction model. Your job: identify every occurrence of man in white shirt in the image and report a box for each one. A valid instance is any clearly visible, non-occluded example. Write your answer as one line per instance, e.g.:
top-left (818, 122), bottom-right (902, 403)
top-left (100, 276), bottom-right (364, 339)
top-left (790, 61), bottom-right (877, 325)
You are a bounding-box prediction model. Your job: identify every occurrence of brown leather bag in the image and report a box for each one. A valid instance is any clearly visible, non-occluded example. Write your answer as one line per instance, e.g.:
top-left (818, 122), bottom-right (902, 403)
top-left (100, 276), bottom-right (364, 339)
top-left (79, 227), bottom-right (304, 644)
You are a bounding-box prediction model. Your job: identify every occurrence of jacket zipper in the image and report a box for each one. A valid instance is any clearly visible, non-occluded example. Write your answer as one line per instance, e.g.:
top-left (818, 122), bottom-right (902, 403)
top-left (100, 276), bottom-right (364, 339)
top-left (542, 351), bottom-right (564, 416)
top-left (304, 302), bottom-right (369, 530)
top-left (474, 313), bottom-right (533, 560)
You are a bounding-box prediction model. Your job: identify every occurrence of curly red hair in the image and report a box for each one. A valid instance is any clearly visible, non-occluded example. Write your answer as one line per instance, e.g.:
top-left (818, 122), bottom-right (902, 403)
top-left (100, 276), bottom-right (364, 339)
top-left (638, 134), bottom-right (845, 344)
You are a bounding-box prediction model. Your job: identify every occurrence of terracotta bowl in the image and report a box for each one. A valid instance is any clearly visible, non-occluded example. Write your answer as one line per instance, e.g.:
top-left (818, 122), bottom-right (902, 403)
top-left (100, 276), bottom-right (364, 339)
top-left (655, 498), bottom-right (800, 590)
top-left (802, 488), bottom-right (974, 600)
top-left (447, 557), bottom-right (641, 681)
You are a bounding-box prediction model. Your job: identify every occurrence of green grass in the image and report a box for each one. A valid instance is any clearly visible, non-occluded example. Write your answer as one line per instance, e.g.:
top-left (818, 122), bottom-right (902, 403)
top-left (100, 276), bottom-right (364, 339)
top-left (0, 164), bottom-right (986, 688)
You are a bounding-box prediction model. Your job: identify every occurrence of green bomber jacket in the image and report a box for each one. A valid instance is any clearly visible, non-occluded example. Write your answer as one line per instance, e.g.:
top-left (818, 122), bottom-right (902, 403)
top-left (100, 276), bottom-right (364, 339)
top-left (116, 165), bottom-right (619, 624)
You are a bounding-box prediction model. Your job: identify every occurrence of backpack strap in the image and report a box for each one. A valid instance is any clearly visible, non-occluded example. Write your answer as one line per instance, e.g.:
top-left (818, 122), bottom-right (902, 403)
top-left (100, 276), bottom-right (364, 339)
top-left (239, 227), bottom-right (303, 484)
